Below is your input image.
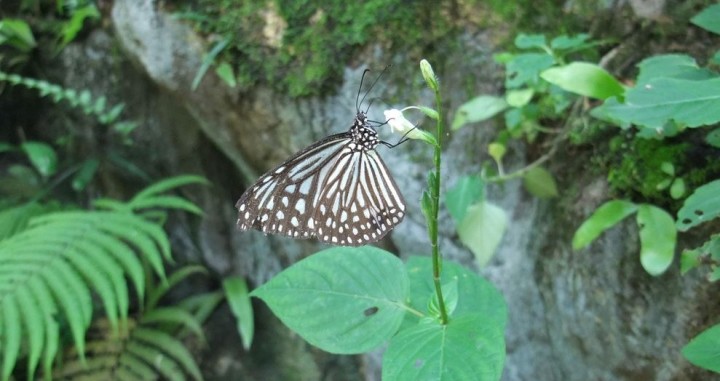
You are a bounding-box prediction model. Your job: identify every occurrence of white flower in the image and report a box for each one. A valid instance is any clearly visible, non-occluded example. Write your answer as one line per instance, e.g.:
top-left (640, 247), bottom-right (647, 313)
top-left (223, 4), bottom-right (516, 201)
top-left (384, 107), bottom-right (437, 146)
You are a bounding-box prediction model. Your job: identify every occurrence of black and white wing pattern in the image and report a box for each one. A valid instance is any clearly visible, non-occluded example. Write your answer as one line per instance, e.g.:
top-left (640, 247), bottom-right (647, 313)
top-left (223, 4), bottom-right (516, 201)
top-left (235, 111), bottom-right (405, 246)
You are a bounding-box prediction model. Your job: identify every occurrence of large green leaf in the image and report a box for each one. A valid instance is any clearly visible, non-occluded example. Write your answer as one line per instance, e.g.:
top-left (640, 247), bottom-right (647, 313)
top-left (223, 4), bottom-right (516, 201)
top-left (677, 180), bottom-right (720, 231)
top-left (251, 246), bottom-right (409, 354)
top-left (594, 77), bottom-right (720, 129)
top-left (636, 205), bottom-right (676, 276)
top-left (682, 323), bottom-right (720, 372)
top-left (636, 55), bottom-right (716, 84)
top-left (457, 202), bottom-right (508, 266)
top-left (404, 257), bottom-right (507, 329)
top-left (541, 62), bottom-right (624, 100)
top-left (573, 200), bottom-right (637, 249)
top-left (383, 314), bottom-right (505, 381)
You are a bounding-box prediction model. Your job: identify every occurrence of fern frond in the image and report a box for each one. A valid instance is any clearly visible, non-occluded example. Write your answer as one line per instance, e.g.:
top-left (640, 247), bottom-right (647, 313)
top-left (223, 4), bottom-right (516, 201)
top-left (55, 310), bottom-right (205, 380)
top-left (0, 202), bottom-right (51, 240)
top-left (0, 209), bottom-right (172, 380)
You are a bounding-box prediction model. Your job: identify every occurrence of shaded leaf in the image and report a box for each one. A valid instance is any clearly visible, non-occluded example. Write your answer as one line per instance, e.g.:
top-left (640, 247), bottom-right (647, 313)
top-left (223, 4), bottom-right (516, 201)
top-left (223, 277), bottom-right (254, 350)
top-left (522, 166), bottom-right (559, 198)
top-left (21, 142), bottom-right (57, 178)
top-left (573, 200), bottom-right (637, 249)
top-left (682, 323), bottom-right (720, 372)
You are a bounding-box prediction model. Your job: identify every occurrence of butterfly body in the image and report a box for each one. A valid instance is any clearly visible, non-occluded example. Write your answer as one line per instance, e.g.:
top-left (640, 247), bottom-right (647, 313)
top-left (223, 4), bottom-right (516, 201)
top-left (236, 111), bottom-right (405, 246)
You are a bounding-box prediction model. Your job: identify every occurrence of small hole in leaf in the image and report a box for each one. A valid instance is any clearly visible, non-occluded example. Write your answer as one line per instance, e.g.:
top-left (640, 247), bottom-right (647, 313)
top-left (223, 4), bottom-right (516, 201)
top-left (682, 218), bottom-right (691, 225)
top-left (364, 306), bottom-right (379, 316)
top-left (694, 209), bottom-right (704, 217)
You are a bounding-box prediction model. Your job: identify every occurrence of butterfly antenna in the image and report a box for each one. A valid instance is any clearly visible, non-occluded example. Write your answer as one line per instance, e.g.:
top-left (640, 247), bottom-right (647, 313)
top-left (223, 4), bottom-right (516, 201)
top-left (356, 69), bottom-right (371, 113)
top-left (358, 65), bottom-right (391, 112)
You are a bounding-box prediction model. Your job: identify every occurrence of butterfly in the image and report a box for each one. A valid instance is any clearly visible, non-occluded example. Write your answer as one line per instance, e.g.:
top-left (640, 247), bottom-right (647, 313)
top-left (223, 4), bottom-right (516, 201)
top-left (235, 70), bottom-right (406, 246)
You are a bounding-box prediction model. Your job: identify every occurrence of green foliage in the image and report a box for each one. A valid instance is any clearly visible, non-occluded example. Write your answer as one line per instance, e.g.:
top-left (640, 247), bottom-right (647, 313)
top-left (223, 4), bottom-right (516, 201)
top-left (573, 200), bottom-right (675, 276)
top-left (52, 265), bottom-right (213, 381)
top-left (0, 18), bottom-right (36, 69)
top-left (186, 0), bottom-right (456, 96)
top-left (252, 246), bottom-right (409, 354)
top-left (446, 176), bottom-right (508, 267)
top-left (682, 323), bottom-right (720, 373)
top-left (222, 277), bottom-right (255, 350)
top-left (252, 247), bottom-right (507, 375)
top-left (0, 71), bottom-right (137, 136)
top-left (0, 176), bottom-right (207, 381)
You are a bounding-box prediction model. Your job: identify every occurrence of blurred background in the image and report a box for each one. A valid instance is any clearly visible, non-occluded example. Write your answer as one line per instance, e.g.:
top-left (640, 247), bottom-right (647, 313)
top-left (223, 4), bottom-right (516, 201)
top-left (1, 0), bottom-right (719, 380)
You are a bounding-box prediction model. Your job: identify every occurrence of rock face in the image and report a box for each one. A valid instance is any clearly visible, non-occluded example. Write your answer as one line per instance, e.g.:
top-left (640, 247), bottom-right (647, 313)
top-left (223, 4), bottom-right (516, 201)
top-left (37, 0), bottom-right (715, 380)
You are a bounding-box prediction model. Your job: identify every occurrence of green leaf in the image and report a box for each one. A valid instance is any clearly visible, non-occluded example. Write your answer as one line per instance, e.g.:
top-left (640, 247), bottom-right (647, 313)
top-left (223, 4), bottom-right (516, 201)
top-left (670, 178), bottom-right (686, 199)
top-left (573, 200), bottom-right (638, 249)
top-left (146, 265), bottom-right (207, 310)
top-left (0, 19), bottom-right (36, 52)
top-left (251, 246), bottom-right (409, 354)
top-left (457, 202), bottom-right (508, 267)
top-left (636, 205), bottom-right (676, 276)
top-left (541, 62), bottom-right (624, 100)
top-left (691, 4), bottom-right (720, 35)
top-left (680, 248), bottom-right (701, 274)
top-left (132, 175), bottom-right (209, 202)
top-left (595, 77), bottom-right (720, 129)
top-left (677, 180), bottom-right (720, 231)
top-left (705, 128), bottom-right (720, 148)
top-left (404, 255), bottom-right (507, 325)
top-left (129, 195), bottom-right (203, 215)
top-left (636, 55), bottom-right (716, 84)
top-left (58, 5), bottom-right (100, 50)
top-left (72, 158), bottom-right (99, 191)
top-left (515, 34), bottom-right (547, 49)
top-left (132, 328), bottom-right (203, 381)
top-left (522, 166), bottom-right (559, 198)
top-left (451, 95), bottom-right (508, 130)
top-left (682, 323), bottom-right (720, 372)
top-left (223, 277), bottom-right (254, 350)
top-left (506, 53), bottom-right (555, 88)
top-left (192, 37), bottom-right (231, 90)
top-left (125, 342), bottom-right (185, 381)
top-left (1, 295), bottom-right (21, 380)
top-left (21, 142), bottom-right (57, 178)
top-left (215, 61), bottom-right (237, 88)
top-left (550, 34), bottom-right (590, 50)
top-left (141, 307), bottom-right (204, 338)
top-left (428, 278), bottom-right (458, 318)
top-left (506, 88), bottom-right (534, 107)
top-left (445, 175), bottom-right (484, 224)
top-left (383, 314), bottom-right (505, 381)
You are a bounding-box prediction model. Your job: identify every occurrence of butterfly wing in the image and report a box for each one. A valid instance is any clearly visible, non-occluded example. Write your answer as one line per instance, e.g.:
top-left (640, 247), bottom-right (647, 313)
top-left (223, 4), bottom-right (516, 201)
top-left (236, 133), bottom-right (352, 238)
top-left (312, 149), bottom-right (405, 246)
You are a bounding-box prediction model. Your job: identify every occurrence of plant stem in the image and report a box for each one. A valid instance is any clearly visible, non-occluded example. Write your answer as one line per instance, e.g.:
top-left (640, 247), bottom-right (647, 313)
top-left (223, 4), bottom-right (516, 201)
top-left (430, 86), bottom-right (449, 325)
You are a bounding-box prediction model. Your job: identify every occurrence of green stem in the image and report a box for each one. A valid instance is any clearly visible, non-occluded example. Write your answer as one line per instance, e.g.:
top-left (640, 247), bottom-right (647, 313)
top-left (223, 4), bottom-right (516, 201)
top-left (430, 87), bottom-right (449, 325)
